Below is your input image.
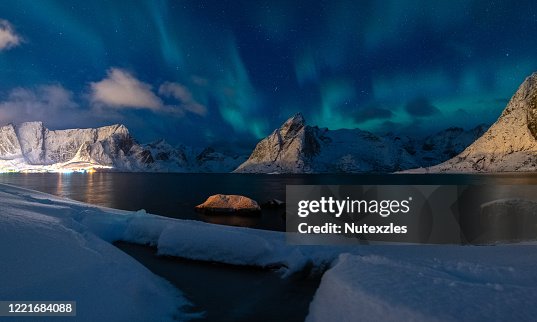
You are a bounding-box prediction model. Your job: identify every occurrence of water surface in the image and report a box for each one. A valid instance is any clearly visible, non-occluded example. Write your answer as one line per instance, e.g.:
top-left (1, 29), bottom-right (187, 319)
top-left (115, 242), bottom-right (321, 322)
top-left (1, 172), bottom-right (537, 230)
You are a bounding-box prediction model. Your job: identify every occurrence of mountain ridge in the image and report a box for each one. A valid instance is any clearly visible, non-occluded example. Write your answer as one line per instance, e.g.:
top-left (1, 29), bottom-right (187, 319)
top-left (0, 113), bottom-right (491, 174)
top-left (234, 113), bottom-right (486, 173)
top-left (0, 121), bottom-right (246, 173)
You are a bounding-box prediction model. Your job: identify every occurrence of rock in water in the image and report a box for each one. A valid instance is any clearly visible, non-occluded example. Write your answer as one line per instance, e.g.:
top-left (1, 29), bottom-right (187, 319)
top-left (424, 72), bottom-right (537, 172)
top-left (195, 194), bottom-right (261, 214)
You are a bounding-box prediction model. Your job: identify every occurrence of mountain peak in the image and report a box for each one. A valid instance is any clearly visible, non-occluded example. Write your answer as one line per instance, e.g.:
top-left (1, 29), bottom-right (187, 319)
top-left (103, 123), bottom-right (129, 134)
top-left (280, 113), bottom-right (306, 139)
top-left (234, 113), bottom-right (317, 173)
top-left (283, 113), bottom-right (305, 126)
top-left (500, 72), bottom-right (537, 120)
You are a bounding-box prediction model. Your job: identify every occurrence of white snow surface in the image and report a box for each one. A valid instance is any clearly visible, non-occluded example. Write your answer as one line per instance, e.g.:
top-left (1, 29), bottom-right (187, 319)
top-left (0, 184), bottom-right (195, 322)
top-left (308, 245), bottom-right (537, 322)
top-left (3, 183), bottom-right (537, 321)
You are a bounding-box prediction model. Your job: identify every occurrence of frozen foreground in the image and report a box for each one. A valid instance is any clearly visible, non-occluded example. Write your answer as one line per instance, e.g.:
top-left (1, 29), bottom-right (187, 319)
top-left (1, 184), bottom-right (537, 321)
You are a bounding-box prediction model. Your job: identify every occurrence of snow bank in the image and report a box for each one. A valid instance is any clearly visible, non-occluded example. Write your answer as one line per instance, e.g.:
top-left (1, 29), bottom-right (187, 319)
top-left (308, 245), bottom-right (537, 321)
top-left (0, 184), bottom-right (193, 322)
top-left (124, 216), bottom-right (322, 272)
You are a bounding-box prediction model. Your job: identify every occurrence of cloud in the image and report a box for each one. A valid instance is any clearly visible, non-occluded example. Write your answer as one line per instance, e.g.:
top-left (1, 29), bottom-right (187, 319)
top-left (404, 97), bottom-right (441, 117)
top-left (0, 85), bottom-right (86, 128)
top-left (159, 82), bottom-right (207, 116)
top-left (353, 103), bottom-right (393, 122)
top-left (0, 20), bottom-right (21, 51)
top-left (90, 68), bottom-right (207, 117)
top-left (90, 68), bottom-right (163, 110)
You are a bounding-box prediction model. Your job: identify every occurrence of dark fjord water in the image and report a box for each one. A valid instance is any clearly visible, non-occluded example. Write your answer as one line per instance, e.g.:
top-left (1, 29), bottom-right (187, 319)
top-left (1, 172), bottom-right (536, 231)
top-left (115, 241), bottom-right (321, 322)
top-left (3, 172), bottom-right (537, 321)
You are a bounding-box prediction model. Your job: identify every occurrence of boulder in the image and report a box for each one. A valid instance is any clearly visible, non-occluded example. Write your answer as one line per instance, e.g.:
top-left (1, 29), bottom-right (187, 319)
top-left (195, 194), bottom-right (261, 214)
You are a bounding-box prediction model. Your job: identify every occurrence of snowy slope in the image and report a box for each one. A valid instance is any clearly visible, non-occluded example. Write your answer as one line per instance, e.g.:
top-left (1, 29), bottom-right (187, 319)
top-left (234, 113), bottom-right (323, 173)
top-left (0, 185), bottom-right (191, 322)
top-left (415, 72), bottom-right (537, 172)
top-left (16, 122), bottom-right (46, 164)
top-left (145, 139), bottom-right (190, 172)
top-left (395, 124), bottom-right (488, 168)
top-left (308, 247), bottom-right (537, 322)
top-left (0, 124), bottom-right (22, 159)
top-left (144, 141), bottom-right (247, 173)
top-left (194, 147), bottom-right (248, 173)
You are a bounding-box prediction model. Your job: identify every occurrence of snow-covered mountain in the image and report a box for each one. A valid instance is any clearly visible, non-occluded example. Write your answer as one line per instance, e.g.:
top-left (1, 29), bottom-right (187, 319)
top-left (0, 122), bottom-right (245, 173)
top-left (0, 122), bottom-right (146, 172)
top-left (0, 113), bottom-right (487, 174)
top-left (412, 72), bottom-right (537, 172)
top-left (234, 113), bottom-right (486, 173)
top-left (396, 124), bottom-right (488, 168)
top-left (144, 140), bottom-right (247, 173)
top-left (234, 114), bottom-right (326, 173)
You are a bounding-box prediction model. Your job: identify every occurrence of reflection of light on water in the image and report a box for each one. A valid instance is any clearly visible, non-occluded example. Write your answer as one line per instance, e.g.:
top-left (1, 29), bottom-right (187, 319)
top-left (55, 173), bottom-right (62, 196)
top-left (84, 172), bottom-right (97, 205)
top-left (55, 172), bottom-right (72, 198)
top-left (81, 172), bottom-right (110, 207)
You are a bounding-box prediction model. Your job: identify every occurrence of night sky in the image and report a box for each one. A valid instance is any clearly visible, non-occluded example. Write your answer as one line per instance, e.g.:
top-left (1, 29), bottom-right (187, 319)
top-left (0, 1), bottom-right (537, 147)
